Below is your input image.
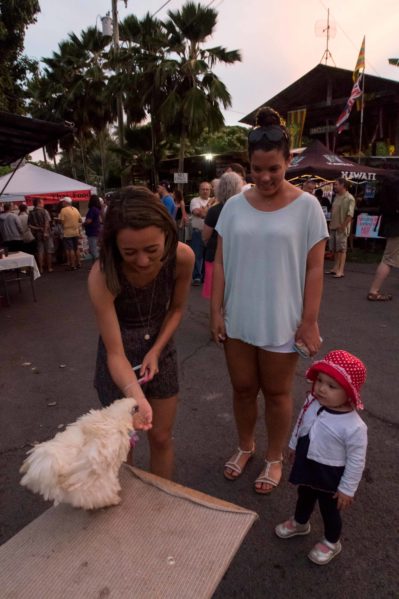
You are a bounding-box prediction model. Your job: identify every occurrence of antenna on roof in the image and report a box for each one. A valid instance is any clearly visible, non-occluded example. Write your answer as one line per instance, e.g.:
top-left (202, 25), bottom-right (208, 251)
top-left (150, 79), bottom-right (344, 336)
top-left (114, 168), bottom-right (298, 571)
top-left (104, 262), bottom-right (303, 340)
top-left (315, 8), bottom-right (336, 66)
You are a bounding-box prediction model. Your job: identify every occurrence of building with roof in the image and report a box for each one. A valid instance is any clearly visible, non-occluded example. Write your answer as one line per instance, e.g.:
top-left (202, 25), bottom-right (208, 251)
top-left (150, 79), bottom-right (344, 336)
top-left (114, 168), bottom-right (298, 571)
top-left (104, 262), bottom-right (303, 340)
top-left (0, 111), bottom-right (73, 167)
top-left (240, 64), bottom-right (399, 160)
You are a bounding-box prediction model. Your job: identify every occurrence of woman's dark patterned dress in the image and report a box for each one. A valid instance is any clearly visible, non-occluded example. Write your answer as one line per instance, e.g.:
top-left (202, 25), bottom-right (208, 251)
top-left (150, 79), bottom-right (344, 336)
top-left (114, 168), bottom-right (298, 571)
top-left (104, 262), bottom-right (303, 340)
top-left (94, 256), bottom-right (178, 405)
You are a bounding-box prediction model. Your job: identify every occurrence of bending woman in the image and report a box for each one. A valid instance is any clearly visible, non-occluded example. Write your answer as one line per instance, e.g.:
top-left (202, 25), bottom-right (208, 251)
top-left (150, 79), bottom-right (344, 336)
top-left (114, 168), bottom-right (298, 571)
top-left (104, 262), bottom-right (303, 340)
top-left (211, 107), bottom-right (328, 494)
top-left (88, 186), bottom-right (194, 479)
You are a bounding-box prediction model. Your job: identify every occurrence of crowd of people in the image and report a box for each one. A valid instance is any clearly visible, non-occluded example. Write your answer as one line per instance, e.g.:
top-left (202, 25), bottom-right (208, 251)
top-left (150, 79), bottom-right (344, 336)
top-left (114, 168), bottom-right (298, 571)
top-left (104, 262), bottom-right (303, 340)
top-left (0, 194), bottom-right (105, 274)
top-left (5, 105), bottom-right (396, 567)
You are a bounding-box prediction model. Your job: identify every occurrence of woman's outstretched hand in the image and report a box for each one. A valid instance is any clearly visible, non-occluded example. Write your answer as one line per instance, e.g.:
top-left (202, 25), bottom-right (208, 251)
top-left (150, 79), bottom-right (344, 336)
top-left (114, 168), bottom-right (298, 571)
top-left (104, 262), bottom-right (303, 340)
top-left (133, 397), bottom-right (153, 430)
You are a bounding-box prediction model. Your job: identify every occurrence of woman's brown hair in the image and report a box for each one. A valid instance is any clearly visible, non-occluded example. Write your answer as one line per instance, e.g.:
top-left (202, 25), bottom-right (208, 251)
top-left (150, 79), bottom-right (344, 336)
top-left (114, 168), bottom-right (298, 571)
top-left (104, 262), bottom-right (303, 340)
top-left (173, 189), bottom-right (184, 204)
top-left (100, 185), bottom-right (178, 295)
top-left (248, 106), bottom-right (290, 160)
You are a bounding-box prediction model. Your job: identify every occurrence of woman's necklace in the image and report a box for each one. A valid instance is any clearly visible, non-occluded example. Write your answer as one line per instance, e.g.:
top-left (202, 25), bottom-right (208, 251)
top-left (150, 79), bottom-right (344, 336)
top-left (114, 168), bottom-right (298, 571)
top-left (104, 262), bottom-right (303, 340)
top-left (131, 277), bottom-right (157, 341)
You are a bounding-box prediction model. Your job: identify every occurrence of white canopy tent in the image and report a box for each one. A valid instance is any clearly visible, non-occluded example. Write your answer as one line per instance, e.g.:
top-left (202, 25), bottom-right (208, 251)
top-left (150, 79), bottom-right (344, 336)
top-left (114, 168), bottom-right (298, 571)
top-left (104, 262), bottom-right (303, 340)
top-left (0, 163), bottom-right (96, 204)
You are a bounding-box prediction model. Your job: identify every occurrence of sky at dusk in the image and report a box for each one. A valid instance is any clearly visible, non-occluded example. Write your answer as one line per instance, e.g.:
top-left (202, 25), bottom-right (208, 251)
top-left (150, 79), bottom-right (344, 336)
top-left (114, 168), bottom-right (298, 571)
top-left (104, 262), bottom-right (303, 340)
top-left (23, 0), bottom-right (399, 126)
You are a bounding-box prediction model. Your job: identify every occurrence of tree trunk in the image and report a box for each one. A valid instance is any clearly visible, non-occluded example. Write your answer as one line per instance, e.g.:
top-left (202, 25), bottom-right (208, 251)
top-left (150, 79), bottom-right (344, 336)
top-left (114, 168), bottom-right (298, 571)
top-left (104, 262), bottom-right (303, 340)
top-left (150, 96), bottom-right (164, 188)
top-left (178, 128), bottom-right (186, 192)
top-left (42, 147), bottom-right (48, 164)
top-left (150, 118), bottom-right (159, 188)
top-left (68, 148), bottom-right (77, 180)
top-left (79, 134), bottom-right (88, 183)
top-left (99, 130), bottom-right (107, 195)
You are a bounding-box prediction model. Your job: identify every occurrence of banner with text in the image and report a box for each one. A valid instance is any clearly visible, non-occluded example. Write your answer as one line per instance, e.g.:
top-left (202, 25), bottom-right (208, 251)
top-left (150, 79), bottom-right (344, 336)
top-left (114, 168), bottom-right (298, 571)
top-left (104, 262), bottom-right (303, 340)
top-left (355, 213), bottom-right (382, 238)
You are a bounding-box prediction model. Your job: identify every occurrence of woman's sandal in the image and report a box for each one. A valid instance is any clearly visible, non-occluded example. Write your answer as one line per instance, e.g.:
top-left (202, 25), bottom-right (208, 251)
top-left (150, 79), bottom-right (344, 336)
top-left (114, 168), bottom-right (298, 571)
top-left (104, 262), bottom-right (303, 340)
top-left (224, 445), bottom-right (255, 481)
top-left (254, 457), bottom-right (283, 494)
top-left (367, 292), bottom-right (392, 302)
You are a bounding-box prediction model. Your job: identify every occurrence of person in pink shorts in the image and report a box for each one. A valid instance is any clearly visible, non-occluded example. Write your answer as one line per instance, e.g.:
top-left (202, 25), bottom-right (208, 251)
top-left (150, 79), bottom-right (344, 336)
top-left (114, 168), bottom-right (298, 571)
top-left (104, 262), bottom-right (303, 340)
top-left (201, 171), bottom-right (243, 300)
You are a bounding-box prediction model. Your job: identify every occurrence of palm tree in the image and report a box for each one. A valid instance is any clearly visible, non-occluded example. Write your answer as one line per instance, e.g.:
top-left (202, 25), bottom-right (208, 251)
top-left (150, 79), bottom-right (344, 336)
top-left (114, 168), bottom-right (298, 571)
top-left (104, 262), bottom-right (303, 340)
top-left (28, 27), bottom-right (115, 183)
top-left (26, 3), bottom-right (240, 187)
top-left (163, 2), bottom-right (241, 174)
top-left (114, 13), bottom-right (175, 186)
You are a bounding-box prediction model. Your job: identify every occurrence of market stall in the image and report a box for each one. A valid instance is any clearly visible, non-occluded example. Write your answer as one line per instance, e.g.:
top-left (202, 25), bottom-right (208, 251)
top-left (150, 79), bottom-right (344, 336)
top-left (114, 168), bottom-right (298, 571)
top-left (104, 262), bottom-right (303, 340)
top-left (0, 163), bottom-right (96, 205)
top-left (286, 140), bottom-right (395, 242)
top-left (286, 139), bottom-right (386, 183)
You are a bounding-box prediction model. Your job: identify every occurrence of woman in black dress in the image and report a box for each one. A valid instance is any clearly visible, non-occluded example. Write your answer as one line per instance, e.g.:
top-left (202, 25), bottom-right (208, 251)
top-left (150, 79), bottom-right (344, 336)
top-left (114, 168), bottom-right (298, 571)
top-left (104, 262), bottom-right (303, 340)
top-left (88, 186), bottom-right (194, 479)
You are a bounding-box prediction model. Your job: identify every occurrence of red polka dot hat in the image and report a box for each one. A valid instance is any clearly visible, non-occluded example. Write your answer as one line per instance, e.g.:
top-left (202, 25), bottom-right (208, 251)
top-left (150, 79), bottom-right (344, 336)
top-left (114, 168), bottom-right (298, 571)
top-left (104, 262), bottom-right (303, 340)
top-left (306, 350), bottom-right (367, 410)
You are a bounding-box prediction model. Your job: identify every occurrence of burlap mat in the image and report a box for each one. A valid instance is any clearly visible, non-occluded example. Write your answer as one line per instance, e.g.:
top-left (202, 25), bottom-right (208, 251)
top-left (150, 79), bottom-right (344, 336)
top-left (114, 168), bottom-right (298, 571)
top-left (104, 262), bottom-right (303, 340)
top-left (0, 465), bottom-right (258, 598)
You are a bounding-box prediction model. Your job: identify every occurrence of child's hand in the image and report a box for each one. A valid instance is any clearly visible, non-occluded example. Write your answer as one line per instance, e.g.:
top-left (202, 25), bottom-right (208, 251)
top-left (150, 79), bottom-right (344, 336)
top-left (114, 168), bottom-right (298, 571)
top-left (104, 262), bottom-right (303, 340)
top-left (334, 491), bottom-right (353, 510)
top-left (288, 448), bottom-right (296, 463)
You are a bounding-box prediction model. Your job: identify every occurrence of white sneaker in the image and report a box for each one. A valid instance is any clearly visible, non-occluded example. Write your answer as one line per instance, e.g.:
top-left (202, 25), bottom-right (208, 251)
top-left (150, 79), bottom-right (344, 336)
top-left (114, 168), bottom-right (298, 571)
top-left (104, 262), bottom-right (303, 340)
top-left (308, 539), bottom-right (342, 565)
top-left (275, 517), bottom-right (311, 539)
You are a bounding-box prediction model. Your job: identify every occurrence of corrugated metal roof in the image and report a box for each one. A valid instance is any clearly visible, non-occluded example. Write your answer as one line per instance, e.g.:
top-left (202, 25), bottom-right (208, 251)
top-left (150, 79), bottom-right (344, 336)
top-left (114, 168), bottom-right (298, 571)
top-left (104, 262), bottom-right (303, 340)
top-left (240, 64), bottom-right (399, 125)
top-left (0, 112), bottom-right (73, 166)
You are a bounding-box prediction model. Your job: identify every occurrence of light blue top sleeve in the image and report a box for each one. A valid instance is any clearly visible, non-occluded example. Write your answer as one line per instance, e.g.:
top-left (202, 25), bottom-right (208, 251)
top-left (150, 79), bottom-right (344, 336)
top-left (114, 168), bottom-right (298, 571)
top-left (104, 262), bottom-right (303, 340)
top-left (216, 192), bottom-right (329, 346)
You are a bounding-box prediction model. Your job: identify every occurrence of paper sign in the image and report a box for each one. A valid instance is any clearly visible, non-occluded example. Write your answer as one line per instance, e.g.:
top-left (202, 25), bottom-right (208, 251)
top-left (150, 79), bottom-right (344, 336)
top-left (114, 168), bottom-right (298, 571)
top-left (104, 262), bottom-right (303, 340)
top-left (174, 173), bottom-right (188, 184)
top-left (355, 213), bottom-right (382, 238)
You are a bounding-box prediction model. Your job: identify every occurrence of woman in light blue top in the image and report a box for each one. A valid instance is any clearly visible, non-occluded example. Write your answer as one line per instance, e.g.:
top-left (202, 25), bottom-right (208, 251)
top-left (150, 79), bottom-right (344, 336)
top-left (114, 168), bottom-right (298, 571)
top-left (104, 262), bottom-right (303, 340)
top-left (211, 107), bottom-right (329, 494)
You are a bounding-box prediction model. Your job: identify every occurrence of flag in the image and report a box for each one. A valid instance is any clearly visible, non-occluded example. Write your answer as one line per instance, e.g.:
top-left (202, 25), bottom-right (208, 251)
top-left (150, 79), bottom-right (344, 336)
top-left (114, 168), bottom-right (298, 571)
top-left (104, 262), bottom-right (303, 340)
top-left (353, 36), bottom-right (365, 83)
top-left (286, 108), bottom-right (307, 149)
top-left (353, 36), bottom-right (365, 110)
top-left (336, 75), bottom-right (363, 134)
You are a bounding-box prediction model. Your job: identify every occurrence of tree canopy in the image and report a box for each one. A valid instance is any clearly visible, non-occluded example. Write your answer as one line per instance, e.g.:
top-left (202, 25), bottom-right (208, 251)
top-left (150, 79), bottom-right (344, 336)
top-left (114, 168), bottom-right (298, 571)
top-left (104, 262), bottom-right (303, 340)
top-left (0, 0), bottom-right (40, 113)
top-left (18, 1), bottom-right (242, 189)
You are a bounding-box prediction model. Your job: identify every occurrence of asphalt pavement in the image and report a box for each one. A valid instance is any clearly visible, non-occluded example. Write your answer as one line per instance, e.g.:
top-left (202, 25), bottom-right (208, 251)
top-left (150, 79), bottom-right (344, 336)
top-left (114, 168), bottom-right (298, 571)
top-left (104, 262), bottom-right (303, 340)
top-left (0, 257), bottom-right (398, 598)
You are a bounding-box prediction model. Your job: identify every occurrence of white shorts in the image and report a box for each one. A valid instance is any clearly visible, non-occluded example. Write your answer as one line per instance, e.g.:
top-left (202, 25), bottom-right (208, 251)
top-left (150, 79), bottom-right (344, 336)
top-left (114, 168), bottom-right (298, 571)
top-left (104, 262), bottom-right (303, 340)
top-left (260, 336), bottom-right (296, 353)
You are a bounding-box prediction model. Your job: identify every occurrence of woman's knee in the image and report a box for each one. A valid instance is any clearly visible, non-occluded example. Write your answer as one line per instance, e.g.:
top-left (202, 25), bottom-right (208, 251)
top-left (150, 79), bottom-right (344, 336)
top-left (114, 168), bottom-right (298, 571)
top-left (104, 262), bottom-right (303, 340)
top-left (263, 389), bottom-right (293, 409)
top-left (232, 380), bottom-right (259, 401)
top-left (148, 427), bottom-right (173, 451)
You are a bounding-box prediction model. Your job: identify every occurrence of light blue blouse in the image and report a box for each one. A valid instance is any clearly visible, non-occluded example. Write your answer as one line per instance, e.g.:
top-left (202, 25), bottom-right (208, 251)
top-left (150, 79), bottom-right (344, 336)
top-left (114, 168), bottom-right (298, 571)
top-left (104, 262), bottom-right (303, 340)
top-left (216, 191), bottom-right (329, 346)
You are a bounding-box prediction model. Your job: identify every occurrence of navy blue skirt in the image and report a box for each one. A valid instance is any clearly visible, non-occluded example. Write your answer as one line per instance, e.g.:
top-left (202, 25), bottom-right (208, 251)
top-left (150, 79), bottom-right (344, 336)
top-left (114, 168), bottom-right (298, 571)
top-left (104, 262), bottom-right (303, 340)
top-left (289, 434), bottom-right (344, 493)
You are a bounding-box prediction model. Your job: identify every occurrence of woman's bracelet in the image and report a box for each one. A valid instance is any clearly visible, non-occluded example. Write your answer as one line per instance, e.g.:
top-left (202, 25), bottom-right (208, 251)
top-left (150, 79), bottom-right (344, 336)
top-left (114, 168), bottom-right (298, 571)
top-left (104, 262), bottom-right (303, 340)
top-left (123, 382), bottom-right (136, 395)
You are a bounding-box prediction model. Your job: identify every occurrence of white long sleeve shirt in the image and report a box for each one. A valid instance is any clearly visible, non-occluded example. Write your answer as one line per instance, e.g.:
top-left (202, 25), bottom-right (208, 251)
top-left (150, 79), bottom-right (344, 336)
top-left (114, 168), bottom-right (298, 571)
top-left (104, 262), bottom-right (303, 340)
top-left (289, 394), bottom-right (368, 497)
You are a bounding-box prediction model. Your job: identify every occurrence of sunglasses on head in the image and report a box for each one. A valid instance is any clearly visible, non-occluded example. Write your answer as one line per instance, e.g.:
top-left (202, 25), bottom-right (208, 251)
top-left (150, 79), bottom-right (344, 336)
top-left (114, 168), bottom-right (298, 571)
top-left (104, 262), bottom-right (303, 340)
top-left (248, 125), bottom-right (288, 145)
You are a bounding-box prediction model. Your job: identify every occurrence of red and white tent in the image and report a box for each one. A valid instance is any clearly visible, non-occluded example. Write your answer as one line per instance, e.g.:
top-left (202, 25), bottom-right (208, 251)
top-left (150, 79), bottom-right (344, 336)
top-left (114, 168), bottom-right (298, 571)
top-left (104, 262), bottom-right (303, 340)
top-left (0, 163), bottom-right (96, 205)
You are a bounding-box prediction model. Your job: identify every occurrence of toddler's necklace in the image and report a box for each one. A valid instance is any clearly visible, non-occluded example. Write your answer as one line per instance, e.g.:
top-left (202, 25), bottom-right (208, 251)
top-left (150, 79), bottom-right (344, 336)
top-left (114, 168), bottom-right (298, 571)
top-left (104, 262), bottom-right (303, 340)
top-left (132, 278), bottom-right (157, 341)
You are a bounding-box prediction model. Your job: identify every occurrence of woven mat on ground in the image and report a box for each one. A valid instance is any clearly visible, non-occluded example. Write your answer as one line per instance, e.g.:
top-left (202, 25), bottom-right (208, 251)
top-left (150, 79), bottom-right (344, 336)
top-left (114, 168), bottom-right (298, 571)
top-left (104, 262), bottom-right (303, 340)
top-left (0, 465), bottom-right (258, 599)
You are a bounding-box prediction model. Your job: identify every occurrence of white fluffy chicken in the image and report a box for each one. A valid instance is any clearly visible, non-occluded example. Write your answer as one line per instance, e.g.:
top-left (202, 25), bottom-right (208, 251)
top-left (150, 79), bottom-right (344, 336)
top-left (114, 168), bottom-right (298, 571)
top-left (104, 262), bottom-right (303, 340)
top-left (20, 397), bottom-right (138, 510)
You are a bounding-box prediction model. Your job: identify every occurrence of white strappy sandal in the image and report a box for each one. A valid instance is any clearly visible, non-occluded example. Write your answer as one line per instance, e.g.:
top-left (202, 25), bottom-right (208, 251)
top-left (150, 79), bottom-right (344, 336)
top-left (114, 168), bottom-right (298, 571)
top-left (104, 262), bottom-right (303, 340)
top-left (224, 445), bottom-right (255, 480)
top-left (254, 457), bottom-right (283, 494)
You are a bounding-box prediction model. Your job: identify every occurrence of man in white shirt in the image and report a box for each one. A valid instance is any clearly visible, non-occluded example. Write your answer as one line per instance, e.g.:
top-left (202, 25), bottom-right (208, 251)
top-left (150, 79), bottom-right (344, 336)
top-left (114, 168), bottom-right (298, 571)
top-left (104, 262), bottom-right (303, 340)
top-left (190, 181), bottom-right (211, 285)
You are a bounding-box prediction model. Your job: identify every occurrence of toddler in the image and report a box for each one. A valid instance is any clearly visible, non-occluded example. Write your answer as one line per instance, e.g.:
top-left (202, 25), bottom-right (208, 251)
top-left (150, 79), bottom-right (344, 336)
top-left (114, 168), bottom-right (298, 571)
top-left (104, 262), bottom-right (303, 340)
top-left (275, 350), bottom-right (367, 565)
